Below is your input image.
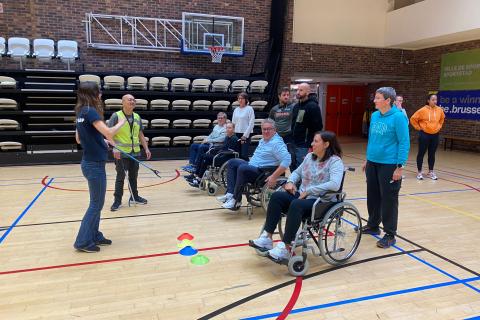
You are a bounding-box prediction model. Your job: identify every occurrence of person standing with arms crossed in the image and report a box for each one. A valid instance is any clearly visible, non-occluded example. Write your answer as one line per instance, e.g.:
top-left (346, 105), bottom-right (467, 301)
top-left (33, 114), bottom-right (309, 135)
top-left (410, 94), bottom-right (445, 180)
top-left (74, 82), bottom-right (126, 252)
top-left (109, 94), bottom-right (151, 211)
top-left (269, 87), bottom-right (294, 143)
top-left (361, 87), bottom-right (410, 249)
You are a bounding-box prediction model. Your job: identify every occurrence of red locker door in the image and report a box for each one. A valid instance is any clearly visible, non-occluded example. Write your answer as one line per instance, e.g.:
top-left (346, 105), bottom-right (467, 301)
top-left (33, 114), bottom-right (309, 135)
top-left (338, 85), bottom-right (352, 136)
top-left (351, 86), bottom-right (367, 136)
top-left (326, 85), bottom-right (340, 133)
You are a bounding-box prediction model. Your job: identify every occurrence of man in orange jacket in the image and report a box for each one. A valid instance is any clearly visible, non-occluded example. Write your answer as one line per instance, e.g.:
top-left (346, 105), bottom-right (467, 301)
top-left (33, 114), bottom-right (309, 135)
top-left (410, 94), bottom-right (445, 180)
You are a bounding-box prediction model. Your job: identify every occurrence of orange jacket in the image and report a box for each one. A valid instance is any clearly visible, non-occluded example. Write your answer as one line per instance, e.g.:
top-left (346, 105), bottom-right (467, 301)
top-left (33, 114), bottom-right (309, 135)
top-left (410, 105), bottom-right (445, 134)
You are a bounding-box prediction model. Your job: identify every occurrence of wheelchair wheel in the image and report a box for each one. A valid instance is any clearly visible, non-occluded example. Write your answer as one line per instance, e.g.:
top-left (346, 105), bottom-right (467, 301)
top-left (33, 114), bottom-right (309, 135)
top-left (207, 182), bottom-right (218, 196)
top-left (276, 214), bottom-right (287, 240)
top-left (199, 179), bottom-right (207, 191)
top-left (261, 177), bottom-right (287, 213)
top-left (219, 161), bottom-right (230, 188)
top-left (319, 202), bottom-right (362, 266)
top-left (288, 255), bottom-right (309, 277)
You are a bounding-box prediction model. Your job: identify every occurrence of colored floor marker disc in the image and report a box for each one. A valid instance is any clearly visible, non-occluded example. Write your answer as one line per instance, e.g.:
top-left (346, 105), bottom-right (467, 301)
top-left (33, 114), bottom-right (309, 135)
top-left (179, 246), bottom-right (198, 256)
top-left (191, 255), bottom-right (209, 265)
top-left (177, 239), bottom-right (194, 248)
top-left (177, 232), bottom-right (194, 241)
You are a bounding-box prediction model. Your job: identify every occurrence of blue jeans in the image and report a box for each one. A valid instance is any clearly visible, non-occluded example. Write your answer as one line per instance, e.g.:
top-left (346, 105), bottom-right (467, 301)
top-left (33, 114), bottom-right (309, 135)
top-left (74, 160), bottom-right (107, 249)
top-left (291, 147), bottom-right (308, 172)
top-left (226, 158), bottom-right (261, 202)
top-left (189, 143), bottom-right (210, 165)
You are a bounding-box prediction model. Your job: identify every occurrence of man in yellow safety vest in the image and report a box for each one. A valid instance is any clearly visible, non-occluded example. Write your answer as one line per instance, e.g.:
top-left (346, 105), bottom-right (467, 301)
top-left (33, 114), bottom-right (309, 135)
top-left (108, 94), bottom-right (151, 211)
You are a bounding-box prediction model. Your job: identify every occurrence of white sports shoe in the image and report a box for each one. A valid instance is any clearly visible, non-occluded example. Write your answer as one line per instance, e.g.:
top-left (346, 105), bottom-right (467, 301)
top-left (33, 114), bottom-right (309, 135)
top-left (251, 231), bottom-right (273, 250)
top-left (216, 193), bottom-right (233, 203)
top-left (416, 173), bottom-right (424, 180)
top-left (268, 242), bottom-right (289, 260)
top-left (222, 198), bottom-right (241, 210)
top-left (427, 172), bottom-right (438, 180)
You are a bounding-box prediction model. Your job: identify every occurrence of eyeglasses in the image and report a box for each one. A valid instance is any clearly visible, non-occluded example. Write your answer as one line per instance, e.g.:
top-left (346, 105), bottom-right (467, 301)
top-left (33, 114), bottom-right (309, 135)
top-left (261, 127), bottom-right (274, 131)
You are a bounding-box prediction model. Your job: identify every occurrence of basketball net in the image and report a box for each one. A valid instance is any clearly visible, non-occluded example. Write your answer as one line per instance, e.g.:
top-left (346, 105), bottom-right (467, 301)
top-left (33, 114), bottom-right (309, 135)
top-left (209, 46), bottom-right (224, 63)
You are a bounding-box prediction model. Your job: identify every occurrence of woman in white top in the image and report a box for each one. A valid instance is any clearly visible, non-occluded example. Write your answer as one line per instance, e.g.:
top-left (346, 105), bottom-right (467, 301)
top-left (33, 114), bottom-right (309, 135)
top-left (232, 92), bottom-right (255, 160)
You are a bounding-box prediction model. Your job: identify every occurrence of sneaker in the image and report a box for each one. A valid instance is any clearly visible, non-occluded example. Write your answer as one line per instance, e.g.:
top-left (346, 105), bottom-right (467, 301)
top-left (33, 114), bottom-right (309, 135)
top-left (416, 173), bottom-right (424, 180)
top-left (376, 234), bottom-right (396, 248)
top-left (96, 238), bottom-right (112, 246)
top-left (130, 196), bottom-right (148, 204)
top-left (76, 245), bottom-right (100, 253)
top-left (184, 174), bottom-right (195, 182)
top-left (268, 242), bottom-right (289, 260)
top-left (222, 198), bottom-right (241, 211)
top-left (216, 193), bottom-right (233, 203)
top-left (360, 225), bottom-right (381, 235)
top-left (110, 201), bottom-right (121, 211)
top-left (189, 179), bottom-right (200, 188)
top-left (427, 172), bottom-right (438, 180)
top-left (249, 231), bottom-right (273, 250)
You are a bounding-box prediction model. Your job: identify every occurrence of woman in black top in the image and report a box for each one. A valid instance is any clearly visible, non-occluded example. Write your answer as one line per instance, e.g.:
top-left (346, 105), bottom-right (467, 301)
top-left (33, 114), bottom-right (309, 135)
top-left (74, 82), bottom-right (125, 253)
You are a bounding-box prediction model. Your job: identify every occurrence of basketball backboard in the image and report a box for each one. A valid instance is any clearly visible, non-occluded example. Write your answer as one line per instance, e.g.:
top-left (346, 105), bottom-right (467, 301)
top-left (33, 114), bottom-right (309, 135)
top-left (181, 12), bottom-right (244, 56)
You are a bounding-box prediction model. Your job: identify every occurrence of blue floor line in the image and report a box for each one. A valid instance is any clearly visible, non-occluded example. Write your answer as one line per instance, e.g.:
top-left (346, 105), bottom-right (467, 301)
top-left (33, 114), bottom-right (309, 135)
top-left (464, 316), bottom-right (480, 320)
top-left (240, 276), bottom-right (480, 320)
top-left (0, 178), bottom-right (54, 245)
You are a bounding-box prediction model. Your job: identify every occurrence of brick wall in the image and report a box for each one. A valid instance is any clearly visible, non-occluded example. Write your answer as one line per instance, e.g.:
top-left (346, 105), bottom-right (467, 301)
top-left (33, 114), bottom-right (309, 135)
top-left (0, 0), bottom-right (270, 76)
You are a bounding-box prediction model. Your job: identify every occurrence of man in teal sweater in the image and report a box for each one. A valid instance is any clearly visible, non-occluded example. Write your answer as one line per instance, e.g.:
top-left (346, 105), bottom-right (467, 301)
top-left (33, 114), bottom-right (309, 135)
top-left (362, 87), bottom-right (410, 248)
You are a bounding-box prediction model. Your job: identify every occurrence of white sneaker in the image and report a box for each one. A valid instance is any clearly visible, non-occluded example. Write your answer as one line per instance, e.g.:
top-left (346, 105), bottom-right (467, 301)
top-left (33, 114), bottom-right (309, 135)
top-left (427, 172), bottom-right (438, 180)
top-left (222, 198), bottom-right (241, 210)
top-left (268, 242), bottom-right (289, 260)
top-left (216, 193), bottom-right (233, 203)
top-left (416, 173), bottom-right (424, 180)
top-left (251, 231), bottom-right (273, 250)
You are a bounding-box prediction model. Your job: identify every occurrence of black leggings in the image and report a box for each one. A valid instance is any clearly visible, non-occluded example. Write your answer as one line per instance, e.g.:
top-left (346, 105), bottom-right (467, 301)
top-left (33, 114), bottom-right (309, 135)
top-left (417, 131), bottom-right (439, 171)
top-left (263, 191), bottom-right (316, 244)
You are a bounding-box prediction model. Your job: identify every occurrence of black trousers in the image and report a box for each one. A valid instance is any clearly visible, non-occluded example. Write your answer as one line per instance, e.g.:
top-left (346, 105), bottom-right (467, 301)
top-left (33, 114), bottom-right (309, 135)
top-left (264, 191), bottom-right (316, 244)
top-left (114, 157), bottom-right (140, 202)
top-left (365, 161), bottom-right (402, 236)
top-left (236, 133), bottom-right (251, 161)
top-left (417, 131), bottom-right (439, 171)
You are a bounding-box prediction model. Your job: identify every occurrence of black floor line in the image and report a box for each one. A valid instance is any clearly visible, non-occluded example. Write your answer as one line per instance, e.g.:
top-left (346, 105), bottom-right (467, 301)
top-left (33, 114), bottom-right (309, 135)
top-left (197, 249), bottom-right (424, 320)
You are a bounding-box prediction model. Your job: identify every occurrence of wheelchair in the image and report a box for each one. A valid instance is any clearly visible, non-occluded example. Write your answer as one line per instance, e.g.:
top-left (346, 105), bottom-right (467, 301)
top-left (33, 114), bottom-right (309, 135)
top-left (256, 167), bottom-right (362, 276)
top-left (243, 166), bottom-right (288, 219)
top-left (199, 150), bottom-right (239, 196)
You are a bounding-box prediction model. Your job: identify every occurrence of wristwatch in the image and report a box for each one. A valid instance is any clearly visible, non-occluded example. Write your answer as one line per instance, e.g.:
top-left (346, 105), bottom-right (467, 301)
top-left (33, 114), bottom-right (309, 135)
top-left (397, 164), bottom-right (404, 168)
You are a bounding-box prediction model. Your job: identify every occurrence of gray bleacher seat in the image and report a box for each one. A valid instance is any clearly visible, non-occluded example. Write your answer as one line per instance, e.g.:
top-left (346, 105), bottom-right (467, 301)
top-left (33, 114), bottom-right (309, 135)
top-left (211, 79), bottom-right (231, 92)
top-left (0, 37), bottom-right (5, 56)
top-left (231, 101), bottom-right (240, 110)
top-left (254, 119), bottom-right (264, 127)
top-left (141, 119), bottom-right (149, 128)
top-left (0, 119), bottom-right (20, 130)
top-left (249, 80), bottom-right (268, 93)
top-left (173, 136), bottom-right (192, 146)
top-left (230, 80), bottom-right (250, 92)
top-left (0, 98), bottom-right (18, 110)
top-left (191, 78), bottom-right (211, 92)
top-left (0, 77), bottom-right (17, 89)
top-left (192, 119), bottom-right (211, 128)
top-left (150, 99), bottom-right (170, 110)
top-left (7, 37), bottom-right (30, 68)
top-left (212, 100), bottom-right (230, 111)
top-left (150, 119), bottom-right (170, 128)
top-left (149, 77), bottom-right (169, 91)
top-left (104, 98), bottom-right (123, 110)
top-left (250, 135), bottom-right (262, 144)
top-left (171, 78), bottom-right (190, 91)
top-left (57, 40), bottom-right (78, 70)
top-left (193, 135), bottom-right (208, 144)
top-left (79, 74), bottom-right (101, 86)
top-left (103, 76), bottom-right (125, 90)
top-left (172, 100), bottom-right (191, 111)
top-left (251, 100), bottom-right (268, 111)
top-left (127, 76), bottom-right (148, 90)
top-left (151, 136), bottom-right (171, 146)
top-left (135, 99), bottom-right (148, 110)
top-left (172, 119), bottom-right (192, 128)
top-left (0, 141), bottom-right (23, 151)
top-left (192, 100), bottom-right (211, 111)
top-left (33, 39), bottom-right (55, 62)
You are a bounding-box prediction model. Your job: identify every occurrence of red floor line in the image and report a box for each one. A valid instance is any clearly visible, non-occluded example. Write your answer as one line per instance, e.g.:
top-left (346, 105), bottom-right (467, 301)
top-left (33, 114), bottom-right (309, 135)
top-left (277, 276), bottom-right (303, 320)
top-left (40, 169), bottom-right (180, 192)
top-left (344, 154), bottom-right (480, 193)
top-left (0, 241), bottom-right (255, 276)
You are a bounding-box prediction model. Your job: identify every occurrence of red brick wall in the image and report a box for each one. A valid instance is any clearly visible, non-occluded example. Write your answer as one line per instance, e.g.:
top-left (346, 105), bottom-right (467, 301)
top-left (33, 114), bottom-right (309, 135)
top-left (0, 0), bottom-right (270, 76)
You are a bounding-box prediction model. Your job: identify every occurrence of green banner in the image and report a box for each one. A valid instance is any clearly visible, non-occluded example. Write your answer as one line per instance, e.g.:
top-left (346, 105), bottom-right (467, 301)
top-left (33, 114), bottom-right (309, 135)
top-left (439, 48), bottom-right (480, 90)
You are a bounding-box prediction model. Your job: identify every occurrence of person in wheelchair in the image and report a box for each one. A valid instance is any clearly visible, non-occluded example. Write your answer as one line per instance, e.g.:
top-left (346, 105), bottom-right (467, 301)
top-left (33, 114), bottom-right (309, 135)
top-left (181, 112), bottom-right (228, 172)
top-left (186, 122), bottom-right (239, 187)
top-left (249, 131), bottom-right (344, 261)
top-left (217, 118), bottom-right (291, 210)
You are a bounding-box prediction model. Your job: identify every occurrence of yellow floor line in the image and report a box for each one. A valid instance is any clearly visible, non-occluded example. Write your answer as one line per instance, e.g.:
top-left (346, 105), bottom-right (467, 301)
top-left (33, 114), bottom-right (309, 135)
top-left (405, 194), bottom-right (480, 221)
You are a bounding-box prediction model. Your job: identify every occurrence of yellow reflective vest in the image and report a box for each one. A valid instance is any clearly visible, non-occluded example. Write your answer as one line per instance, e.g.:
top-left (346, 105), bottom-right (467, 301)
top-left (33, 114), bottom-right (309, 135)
top-left (114, 111), bottom-right (141, 154)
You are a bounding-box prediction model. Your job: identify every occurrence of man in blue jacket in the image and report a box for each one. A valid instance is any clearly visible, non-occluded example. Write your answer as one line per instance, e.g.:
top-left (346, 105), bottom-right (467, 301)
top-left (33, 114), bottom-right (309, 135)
top-left (361, 87), bottom-right (410, 248)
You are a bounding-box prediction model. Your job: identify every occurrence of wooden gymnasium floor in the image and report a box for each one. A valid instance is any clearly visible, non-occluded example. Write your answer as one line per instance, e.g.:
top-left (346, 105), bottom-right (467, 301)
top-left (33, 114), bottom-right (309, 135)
top-left (0, 142), bottom-right (479, 320)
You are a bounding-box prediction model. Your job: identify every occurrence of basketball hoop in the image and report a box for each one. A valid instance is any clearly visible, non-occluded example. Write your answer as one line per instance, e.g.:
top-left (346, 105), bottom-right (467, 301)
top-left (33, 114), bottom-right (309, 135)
top-left (209, 46), bottom-right (225, 63)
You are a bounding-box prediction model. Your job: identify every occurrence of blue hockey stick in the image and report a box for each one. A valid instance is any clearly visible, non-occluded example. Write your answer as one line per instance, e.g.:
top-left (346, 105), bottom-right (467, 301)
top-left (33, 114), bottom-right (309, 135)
top-left (112, 146), bottom-right (161, 178)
